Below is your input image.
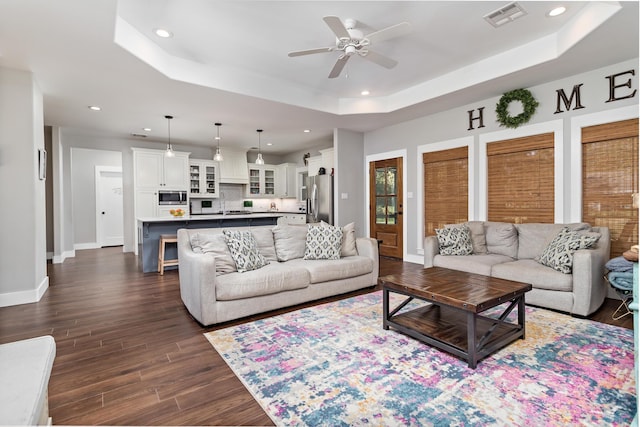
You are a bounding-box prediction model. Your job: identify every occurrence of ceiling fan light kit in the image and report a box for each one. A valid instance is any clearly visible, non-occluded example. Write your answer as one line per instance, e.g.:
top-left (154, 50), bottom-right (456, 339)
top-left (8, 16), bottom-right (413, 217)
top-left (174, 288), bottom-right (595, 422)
top-left (288, 15), bottom-right (411, 79)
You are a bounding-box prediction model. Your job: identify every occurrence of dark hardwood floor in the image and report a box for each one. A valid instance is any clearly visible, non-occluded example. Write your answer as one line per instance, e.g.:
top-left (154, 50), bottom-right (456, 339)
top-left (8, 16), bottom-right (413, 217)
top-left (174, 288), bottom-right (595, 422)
top-left (0, 248), bottom-right (633, 425)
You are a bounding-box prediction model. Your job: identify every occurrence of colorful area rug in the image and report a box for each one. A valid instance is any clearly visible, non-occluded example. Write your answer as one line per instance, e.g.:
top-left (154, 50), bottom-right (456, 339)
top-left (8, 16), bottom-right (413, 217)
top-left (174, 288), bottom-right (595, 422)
top-left (205, 291), bottom-right (636, 426)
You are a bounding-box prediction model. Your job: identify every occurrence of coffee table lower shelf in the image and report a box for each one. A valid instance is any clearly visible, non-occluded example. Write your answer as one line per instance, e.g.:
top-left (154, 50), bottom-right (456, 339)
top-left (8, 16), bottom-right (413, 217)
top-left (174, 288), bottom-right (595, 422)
top-left (383, 292), bottom-right (525, 368)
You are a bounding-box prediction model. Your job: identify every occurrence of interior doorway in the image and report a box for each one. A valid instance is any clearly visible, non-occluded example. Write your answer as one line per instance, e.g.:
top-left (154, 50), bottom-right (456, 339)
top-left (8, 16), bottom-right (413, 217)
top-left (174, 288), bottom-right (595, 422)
top-left (369, 157), bottom-right (403, 259)
top-left (96, 166), bottom-right (124, 247)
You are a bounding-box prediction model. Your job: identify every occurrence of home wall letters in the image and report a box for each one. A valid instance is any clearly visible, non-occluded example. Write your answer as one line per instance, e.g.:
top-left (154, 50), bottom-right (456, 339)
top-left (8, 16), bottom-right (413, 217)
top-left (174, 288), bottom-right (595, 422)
top-left (467, 68), bottom-right (637, 130)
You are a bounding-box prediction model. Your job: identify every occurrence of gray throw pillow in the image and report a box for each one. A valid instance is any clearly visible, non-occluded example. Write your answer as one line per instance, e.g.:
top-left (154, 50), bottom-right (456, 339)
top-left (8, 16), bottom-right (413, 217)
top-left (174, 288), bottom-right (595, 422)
top-left (190, 233), bottom-right (237, 275)
top-left (536, 227), bottom-right (600, 274)
top-left (223, 230), bottom-right (269, 273)
top-left (304, 224), bottom-right (343, 260)
top-left (435, 225), bottom-right (473, 256)
top-left (272, 225), bottom-right (308, 261)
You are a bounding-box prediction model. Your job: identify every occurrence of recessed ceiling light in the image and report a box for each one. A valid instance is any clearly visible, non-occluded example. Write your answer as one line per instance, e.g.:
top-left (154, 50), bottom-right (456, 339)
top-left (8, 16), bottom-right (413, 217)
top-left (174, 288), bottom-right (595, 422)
top-left (547, 6), bottom-right (566, 17)
top-left (88, 105), bottom-right (101, 111)
top-left (361, 90), bottom-right (370, 96)
top-left (154, 28), bottom-right (173, 38)
top-left (143, 127), bottom-right (151, 132)
top-left (266, 143), bottom-right (273, 146)
top-left (303, 129), bottom-right (311, 133)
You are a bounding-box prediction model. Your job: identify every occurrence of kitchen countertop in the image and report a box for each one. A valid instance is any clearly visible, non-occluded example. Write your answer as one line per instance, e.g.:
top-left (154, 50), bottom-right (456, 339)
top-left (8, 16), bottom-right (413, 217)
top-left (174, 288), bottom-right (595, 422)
top-left (137, 212), bottom-right (286, 222)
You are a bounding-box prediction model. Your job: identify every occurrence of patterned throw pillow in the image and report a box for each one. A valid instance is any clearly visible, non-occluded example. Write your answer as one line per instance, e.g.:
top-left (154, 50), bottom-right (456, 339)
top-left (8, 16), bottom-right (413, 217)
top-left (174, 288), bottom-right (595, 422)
top-left (435, 225), bottom-right (473, 256)
top-left (303, 224), bottom-right (343, 260)
top-left (536, 227), bottom-right (600, 274)
top-left (222, 230), bottom-right (269, 273)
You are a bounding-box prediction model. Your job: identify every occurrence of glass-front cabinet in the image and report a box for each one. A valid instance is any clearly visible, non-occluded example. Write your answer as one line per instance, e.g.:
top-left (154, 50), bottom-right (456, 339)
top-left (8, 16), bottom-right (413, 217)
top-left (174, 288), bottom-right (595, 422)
top-left (189, 160), bottom-right (219, 198)
top-left (246, 164), bottom-right (276, 197)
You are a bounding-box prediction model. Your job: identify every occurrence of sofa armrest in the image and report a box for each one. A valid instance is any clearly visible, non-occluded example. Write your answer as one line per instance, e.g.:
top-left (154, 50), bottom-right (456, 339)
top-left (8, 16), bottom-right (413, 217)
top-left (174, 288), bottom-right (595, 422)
top-left (571, 226), bottom-right (611, 316)
top-left (356, 237), bottom-right (379, 283)
top-left (177, 229), bottom-right (219, 325)
top-left (424, 235), bottom-right (440, 268)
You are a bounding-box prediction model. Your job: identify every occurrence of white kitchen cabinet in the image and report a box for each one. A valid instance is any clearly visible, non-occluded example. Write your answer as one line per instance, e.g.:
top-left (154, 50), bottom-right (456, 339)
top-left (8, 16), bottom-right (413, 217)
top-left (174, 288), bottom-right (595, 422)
top-left (276, 163), bottom-right (297, 198)
top-left (189, 160), bottom-right (219, 198)
top-left (218, 149), bottom-right (249, 184)
top-left (132, 148), bottom-right (190, 190)
top-left (277, 214), bottom-right (306, 225)
top-left (246, 164), bottom-right (277, 197)
top-left (307, 148), bottom-right (334, 177)
top-left (135, 189), bottom-right (158, 219)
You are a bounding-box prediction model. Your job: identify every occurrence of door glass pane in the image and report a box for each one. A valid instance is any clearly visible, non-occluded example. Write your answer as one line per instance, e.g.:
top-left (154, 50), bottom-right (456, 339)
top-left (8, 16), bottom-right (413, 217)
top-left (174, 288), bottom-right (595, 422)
top-left (387, 167), bottom-right (397, 195)
top-left (376, 198), bottom-right (387, 224)
top-left (387, 196), bottom-right (397, 224)
top-left (375, 168), bottom-right (386, 195)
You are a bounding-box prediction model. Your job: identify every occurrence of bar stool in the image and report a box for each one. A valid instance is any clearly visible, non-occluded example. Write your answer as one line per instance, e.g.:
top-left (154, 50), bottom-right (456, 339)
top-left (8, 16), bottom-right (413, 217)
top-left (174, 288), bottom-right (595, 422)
top-left (158, 234), bottom-right (179, 275)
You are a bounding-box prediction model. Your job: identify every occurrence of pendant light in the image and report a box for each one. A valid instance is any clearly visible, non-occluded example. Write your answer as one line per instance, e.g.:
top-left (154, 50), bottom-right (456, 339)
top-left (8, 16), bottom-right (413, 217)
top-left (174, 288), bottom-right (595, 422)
top-left (255, 129), bottom-right (265, 165)
top-left (164, 115), bottom-right (175, 157)
top-left (213, 122), bottom-right (223, 161)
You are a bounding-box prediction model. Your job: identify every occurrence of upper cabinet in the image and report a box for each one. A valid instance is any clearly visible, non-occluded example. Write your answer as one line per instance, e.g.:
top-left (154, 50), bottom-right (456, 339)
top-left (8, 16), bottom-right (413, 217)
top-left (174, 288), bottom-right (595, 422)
top-left (247, 164), bottom-right (276, 197)
top-left (132, 148), bottom-right (189, 190)
top-left (218, 149), bottom-right (249, 184)
top-left (276, 163), bottom-right (297, 198)
top-left (307, 148), bottom-right (334, 177)
top-left (189, 160), bottom-right (219, 198)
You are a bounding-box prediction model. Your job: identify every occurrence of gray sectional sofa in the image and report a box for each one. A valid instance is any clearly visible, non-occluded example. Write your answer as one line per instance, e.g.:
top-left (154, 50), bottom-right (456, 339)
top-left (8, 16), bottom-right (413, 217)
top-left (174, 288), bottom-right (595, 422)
top-left (177, 224), bottom-right (379, 326)
top-left (424, 221), bottom-right (611, 316)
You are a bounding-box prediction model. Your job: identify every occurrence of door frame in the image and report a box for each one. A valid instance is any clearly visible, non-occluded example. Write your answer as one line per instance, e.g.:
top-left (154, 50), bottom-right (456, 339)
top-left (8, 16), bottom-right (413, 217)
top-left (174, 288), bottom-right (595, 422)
top-left (365, 149), bottom-right (407, 261)
top-left (95, 166), bottom-right (124, 248)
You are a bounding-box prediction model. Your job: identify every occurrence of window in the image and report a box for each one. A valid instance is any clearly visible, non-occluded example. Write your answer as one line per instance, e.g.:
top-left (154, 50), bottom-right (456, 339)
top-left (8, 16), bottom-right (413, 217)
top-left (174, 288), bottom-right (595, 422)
top-left (487, 133), bottom-right (554, 224)
top-left (423, 146), bottom-right (468, 236)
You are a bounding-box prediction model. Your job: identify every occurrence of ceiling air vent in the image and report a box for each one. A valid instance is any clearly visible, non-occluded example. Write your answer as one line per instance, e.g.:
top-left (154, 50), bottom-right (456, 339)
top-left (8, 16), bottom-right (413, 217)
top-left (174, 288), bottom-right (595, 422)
top-left (131, 133), bottom-right (147, 138)
top-left (484, 2), bottom-right (527, 28)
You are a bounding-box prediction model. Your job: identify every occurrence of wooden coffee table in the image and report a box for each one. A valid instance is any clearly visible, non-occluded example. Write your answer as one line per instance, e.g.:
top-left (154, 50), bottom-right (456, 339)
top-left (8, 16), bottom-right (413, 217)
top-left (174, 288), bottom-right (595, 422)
top-left (379, 267), bottom-right (532, 368)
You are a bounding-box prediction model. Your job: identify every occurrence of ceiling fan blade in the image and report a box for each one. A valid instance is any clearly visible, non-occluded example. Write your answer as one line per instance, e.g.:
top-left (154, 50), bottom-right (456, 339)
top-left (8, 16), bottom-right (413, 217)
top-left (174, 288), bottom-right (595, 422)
top-left (323, 16), bottom-right (350, 40)
top-left (328, 55), bottom-right (350, 79)
top-left (361, 49), bottom-right (398, 69)
top-left (365, 22), bottom-right (411, 44)
top-left (288, 47), bottom-right (334, 57)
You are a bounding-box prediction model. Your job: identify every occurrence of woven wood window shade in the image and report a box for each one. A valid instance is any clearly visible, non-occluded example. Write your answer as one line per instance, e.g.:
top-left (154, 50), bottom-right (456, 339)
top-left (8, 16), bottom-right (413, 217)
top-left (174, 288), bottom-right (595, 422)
top-left (423, 147), bottom-right (468, 236)
top-left (582, 118), bottom-right (639, 258)
top-left (487, 133), bottom-right (554, 224)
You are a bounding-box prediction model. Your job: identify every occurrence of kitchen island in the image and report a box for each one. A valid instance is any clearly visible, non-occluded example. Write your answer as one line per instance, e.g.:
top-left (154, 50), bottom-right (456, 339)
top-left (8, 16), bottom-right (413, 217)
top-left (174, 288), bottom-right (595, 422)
top-left (137, 213), bottom-right (282, 273)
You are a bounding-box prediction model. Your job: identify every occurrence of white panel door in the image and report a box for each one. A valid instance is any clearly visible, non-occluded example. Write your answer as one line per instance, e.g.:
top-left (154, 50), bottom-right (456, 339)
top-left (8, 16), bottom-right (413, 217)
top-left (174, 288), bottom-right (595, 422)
top-left (97, 168), bottom-right (124, 247)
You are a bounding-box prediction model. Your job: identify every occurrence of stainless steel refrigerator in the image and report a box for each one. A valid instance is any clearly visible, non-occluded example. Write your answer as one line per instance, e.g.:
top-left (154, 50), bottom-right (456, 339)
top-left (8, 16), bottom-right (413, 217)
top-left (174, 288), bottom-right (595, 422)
top-left (306, 174), bottom-right (334, 224)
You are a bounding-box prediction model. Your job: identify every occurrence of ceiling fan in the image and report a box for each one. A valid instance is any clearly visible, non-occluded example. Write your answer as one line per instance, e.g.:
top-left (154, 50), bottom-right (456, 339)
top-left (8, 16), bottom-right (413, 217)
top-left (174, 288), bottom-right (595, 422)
top-left (288, 16), bottom-right (411, 79)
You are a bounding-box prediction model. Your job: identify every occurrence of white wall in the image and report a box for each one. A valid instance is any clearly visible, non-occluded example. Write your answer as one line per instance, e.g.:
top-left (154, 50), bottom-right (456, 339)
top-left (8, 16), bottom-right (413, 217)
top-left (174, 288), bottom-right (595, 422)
top-left (364, 59), bottom-right (639, 263)
top-left (0, 68), bottom-right (48, 306)
top-left (334, 129), bottom-right (366, 236)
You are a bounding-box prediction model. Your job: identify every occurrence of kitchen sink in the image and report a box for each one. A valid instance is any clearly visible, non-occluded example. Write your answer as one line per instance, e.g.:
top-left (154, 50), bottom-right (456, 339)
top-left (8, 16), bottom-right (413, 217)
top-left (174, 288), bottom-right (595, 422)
top-left (217, 210), bottom-right (252, 215)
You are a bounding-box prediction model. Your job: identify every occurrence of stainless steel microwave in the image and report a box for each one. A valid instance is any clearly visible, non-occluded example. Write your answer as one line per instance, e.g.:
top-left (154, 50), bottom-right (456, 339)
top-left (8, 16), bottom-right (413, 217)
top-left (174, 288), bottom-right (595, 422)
top-left (158, 190), bottom-right (187, 205)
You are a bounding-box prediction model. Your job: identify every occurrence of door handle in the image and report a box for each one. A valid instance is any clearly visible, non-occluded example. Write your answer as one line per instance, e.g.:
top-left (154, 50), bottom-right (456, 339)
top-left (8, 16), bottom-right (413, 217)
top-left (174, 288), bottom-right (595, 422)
top-left (102, 211), bottom-right (105, 215)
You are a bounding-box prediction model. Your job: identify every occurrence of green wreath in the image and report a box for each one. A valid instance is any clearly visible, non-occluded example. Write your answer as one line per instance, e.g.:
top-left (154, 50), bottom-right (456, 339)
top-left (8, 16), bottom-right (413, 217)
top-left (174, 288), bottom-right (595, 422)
top-left (495, 89), bottom-right (539, 128)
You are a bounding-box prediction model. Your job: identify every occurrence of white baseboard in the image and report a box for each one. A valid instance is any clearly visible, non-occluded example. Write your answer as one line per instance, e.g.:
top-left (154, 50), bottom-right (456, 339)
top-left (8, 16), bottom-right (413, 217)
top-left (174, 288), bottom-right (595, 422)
top-left (404, 254), bottom-right (424, 265)
top-left (0, 276), bottom-right (49, 307)
top-left (74, 242), bottom-right (100, 250)
top-left (52, 250), bottom-right (75, 264)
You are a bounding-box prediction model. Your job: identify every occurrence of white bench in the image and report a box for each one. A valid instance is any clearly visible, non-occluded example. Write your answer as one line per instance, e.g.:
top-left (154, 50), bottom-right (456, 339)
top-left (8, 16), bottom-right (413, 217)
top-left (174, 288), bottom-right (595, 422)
top-left (0, 336), bottom-right (56, 425)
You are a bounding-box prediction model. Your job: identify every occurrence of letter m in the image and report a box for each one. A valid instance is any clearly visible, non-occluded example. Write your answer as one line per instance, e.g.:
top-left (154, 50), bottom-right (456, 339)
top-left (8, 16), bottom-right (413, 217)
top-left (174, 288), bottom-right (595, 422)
top-left (555, 84), bottom-right (585, 114)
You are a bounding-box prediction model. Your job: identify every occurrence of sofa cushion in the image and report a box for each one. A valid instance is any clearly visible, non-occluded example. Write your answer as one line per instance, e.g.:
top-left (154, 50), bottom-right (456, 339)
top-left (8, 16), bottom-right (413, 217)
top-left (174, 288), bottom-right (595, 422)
top-left (304, 224), bottom-right (343, 260)
top-left (287, 256), bottom-right (374, 283)
top-left (515, 223), bottom-right (591, 260)
top-left (435, 225), bottom-right (473, 255)
top-left (433, 254), bottom-right (513, 276)
top-left (215, 263), bottom-right (310, 300)
top-left (536, 227), bottom-right (600, 274)
top-left (273, 225), bottom-right (308, 261)
top-left (223, 230), bottom-right (269, 273)
top-left (485, 222), bottom-right (518, 258)
top-left (190, 233), bottom-right (237, 275)
top-left (492, 259), bottom-right (573, 292)
top-left (250, 227), bottom-right (278, 262)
